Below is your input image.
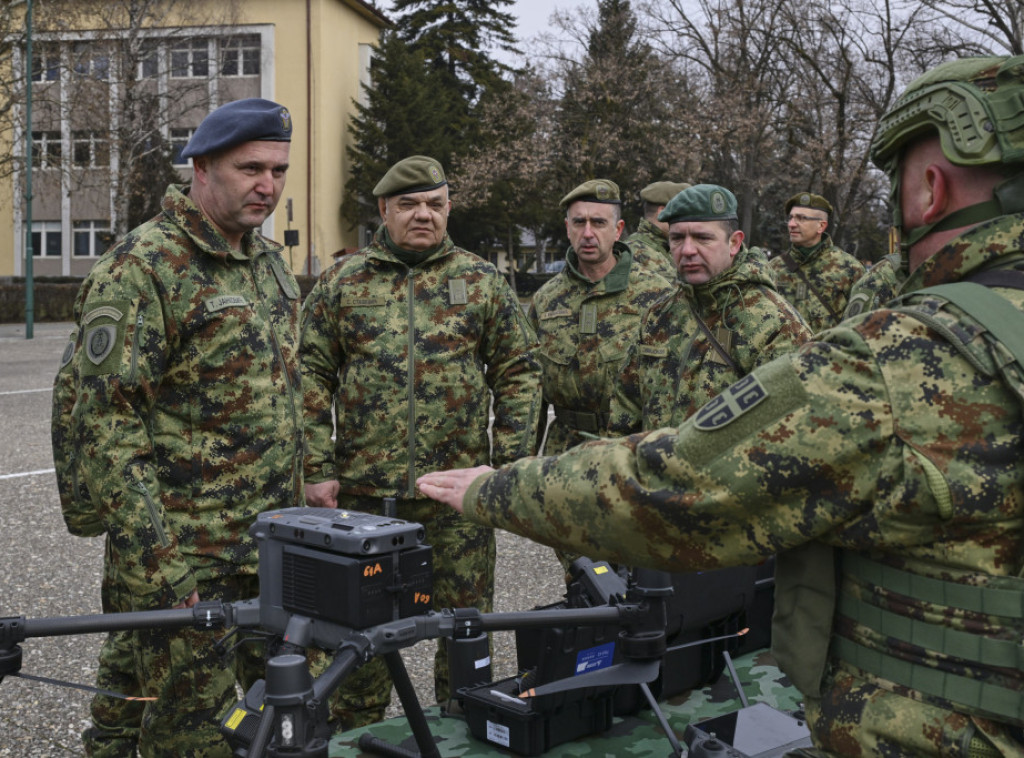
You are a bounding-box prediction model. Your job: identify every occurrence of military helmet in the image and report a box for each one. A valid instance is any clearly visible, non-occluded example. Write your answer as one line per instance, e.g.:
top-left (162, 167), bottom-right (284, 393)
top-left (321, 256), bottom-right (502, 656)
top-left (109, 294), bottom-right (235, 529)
top-left (870, 55), bottom-right (1024, 175)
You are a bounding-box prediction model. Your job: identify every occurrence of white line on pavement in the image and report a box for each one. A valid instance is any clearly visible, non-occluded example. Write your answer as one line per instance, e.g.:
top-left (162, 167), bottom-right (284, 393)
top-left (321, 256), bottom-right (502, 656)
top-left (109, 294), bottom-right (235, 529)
top-left (0, 468), bottom-right (55, 481)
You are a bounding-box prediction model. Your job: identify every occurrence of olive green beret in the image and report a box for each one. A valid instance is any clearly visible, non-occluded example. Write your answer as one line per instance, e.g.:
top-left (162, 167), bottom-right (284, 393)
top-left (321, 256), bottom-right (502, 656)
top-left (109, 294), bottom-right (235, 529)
top-left (560, 179), bottom-right (621, 209)
top-left (658, 184), bottom-right (738, 223)
top-left (785, 192), bottom-right (833, 216)
top-left (640, 181), bottom-right (693, 206)
top-left (373, 155), bottom-right (447, 198)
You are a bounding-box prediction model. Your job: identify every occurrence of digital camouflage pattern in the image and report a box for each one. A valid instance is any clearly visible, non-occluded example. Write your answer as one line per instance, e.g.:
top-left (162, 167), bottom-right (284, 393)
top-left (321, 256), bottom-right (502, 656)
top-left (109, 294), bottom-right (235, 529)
top-left (624, 218), bottom-right (678, 281)
top-left (843, 253), bottom-right (907, 319)
top-left (528, 242), bottom-right (673, 455)
top-left (300, 225), bottom-right (541, 724)
top-left (68, 183), bottom-right (303, 756)
top-left (327, 649), bottom-right (802, 757)
top-left (607, 244), bottom-right (812, 434)
top-left (462, 214), bottom-right (1024, 754)
top-left (769, 235), bottom-right (866, 333)
top-left (301, 225), bottom-right (541, 494)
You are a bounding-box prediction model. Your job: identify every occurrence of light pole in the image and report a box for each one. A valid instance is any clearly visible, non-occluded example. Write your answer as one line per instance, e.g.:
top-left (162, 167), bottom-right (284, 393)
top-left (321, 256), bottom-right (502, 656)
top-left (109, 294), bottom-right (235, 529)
top-left (22, 0), bottom-right (34, 339)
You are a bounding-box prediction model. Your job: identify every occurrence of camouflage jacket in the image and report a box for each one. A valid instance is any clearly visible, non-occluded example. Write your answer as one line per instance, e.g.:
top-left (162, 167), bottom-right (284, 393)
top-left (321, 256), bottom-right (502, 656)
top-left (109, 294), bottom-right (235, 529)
top-left (528, 242), bottom-right (674, 454)
top-left (66, 184), bottom-right (303, 609)
top-left (607, 245), bottom-right (812, 435)
top-left (843, 252), bottom-right (907, 318)
top-left (769, 234), bottom-right (865, 332)
top-left (465, 214), bottom-right (1024, 754)
top-left (301, 227), bottom-right (540, 499)
top-left (624, 218), bottom-right (677, 281)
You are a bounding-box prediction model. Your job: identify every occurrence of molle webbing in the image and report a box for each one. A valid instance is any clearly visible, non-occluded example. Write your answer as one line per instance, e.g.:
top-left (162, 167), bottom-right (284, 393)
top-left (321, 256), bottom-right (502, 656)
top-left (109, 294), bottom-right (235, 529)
top-left (835, 553), bottom-right (1024, 725)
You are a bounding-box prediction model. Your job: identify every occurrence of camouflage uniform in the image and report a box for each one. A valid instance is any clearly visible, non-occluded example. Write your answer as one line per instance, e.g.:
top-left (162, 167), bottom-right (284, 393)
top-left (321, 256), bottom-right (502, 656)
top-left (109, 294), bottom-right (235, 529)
top-left (608, 244), bottom-right (811, 434)
top-left (301, 225), bottom-right (540, 725)
top-left (460, 215), bottom-right (1024, 755)
top-left (769, 235), bottom-right (865, 332)
top-left (528, 242), bottom-right (673, 455)
top-left (69, 183), bottom-right (303, 758)
top-left (624, 218), bottom-right (678, 281)
top-left (843, 252), bottom-right (907, 319)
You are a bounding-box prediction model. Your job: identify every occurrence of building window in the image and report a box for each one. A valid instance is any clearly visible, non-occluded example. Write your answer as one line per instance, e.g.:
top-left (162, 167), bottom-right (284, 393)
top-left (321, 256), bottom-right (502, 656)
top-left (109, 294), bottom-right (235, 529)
top-left (72, 42), bottom-right (110, 80)
top-left (31, 45), bottom-right (60, 82)
top-left (220, 36), bottom-right (260, 77)
top-left (74, 221), bottom-right (112, 257)
top-left (72, 130), bottom-right (110, 168)
top-left (170, 127), bottom-right (195, 165)
top-left (138, 42), bottom-right (159, 79)
top-left (31, 131), bottom-right (62, 169)
top-left (170, 38), bottom-right (209, 78)
top-left (30, 221), bottom-right (62, 257)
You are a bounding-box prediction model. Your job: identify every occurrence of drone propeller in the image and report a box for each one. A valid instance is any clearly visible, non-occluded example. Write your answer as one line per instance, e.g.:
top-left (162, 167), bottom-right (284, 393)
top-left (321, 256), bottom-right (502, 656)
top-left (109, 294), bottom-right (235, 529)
top-left (519, 658), bottom-right (660, 698)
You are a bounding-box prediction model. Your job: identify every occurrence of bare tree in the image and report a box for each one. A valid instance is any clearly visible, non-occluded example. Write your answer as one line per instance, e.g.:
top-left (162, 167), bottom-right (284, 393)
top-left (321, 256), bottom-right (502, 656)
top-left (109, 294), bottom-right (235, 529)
top-left (8, 0), bottom-right (245, 240)
top-left (919, 0), bottom-right (1024, 55)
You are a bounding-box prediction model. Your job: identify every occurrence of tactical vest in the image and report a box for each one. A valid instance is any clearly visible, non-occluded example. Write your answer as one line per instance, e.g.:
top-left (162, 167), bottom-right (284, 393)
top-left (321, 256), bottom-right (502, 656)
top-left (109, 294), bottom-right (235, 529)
top-left (773, 271), bottom-right (1024, 729)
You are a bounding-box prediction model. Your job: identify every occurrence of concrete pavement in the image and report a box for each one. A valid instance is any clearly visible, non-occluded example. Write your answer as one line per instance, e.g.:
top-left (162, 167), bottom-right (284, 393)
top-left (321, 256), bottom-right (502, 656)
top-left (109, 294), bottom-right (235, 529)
top-left (0, 321), bottom-right (567, 756)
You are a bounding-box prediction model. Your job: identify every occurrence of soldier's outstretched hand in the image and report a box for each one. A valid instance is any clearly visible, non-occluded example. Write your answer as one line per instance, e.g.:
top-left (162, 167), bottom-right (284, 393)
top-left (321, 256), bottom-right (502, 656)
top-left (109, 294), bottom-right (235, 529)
top-left (417, 467), bottom-right (495, 512)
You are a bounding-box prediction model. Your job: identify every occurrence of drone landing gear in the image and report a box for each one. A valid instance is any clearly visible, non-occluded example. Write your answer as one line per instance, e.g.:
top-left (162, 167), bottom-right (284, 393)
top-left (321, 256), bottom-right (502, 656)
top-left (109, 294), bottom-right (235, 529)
top-left (357, 651), bottom-right (441, 758)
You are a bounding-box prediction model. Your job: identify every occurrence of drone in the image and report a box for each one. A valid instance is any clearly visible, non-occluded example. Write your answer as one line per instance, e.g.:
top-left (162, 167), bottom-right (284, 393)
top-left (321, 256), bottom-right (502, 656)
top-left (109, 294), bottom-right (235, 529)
top-left (0, 507), bottom-right (809, 758)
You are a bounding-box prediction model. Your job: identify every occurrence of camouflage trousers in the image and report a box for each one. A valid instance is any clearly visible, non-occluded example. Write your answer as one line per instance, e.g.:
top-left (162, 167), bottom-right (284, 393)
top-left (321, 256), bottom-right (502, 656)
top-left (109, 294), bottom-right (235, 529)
top-left (129, 573), bottom-right (264, 758)
top-left (332, 495), bottom-right (496, 730)
top-left (83, 539), bottom-right (143, 758)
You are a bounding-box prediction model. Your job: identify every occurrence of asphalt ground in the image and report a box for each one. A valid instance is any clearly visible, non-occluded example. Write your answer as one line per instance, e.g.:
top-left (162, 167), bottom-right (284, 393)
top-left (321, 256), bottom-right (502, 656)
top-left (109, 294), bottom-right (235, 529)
top-left (0, 321), bottom-right (567, 756)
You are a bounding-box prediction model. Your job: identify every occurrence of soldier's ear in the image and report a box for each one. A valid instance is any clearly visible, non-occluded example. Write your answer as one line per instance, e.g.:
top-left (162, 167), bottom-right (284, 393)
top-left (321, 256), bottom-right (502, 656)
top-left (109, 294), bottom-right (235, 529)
top-left (378, 197), bottom-right (388, 222)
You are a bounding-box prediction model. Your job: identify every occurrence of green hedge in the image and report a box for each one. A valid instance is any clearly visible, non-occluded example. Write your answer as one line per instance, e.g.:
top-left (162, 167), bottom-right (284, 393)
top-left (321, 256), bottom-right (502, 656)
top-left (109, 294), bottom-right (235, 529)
top-left (0, 275), bottom-right (321, 323)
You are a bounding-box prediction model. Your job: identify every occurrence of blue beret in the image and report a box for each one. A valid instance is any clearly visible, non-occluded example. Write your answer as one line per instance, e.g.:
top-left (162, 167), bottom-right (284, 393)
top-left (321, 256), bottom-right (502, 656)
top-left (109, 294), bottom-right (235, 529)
top-left (181, 98), bottom-right (292, 159)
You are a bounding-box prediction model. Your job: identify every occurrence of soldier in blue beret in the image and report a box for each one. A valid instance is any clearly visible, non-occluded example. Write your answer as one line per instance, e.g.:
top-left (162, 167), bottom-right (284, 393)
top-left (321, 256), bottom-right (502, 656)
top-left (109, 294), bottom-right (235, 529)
top-left (53, 97), bottom-right (298, 757)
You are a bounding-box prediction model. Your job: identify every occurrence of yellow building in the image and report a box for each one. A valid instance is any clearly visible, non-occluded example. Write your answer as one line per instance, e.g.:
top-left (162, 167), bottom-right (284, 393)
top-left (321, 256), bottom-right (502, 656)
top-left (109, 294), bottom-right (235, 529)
top-left (0, 0), bottom-right (388, 279)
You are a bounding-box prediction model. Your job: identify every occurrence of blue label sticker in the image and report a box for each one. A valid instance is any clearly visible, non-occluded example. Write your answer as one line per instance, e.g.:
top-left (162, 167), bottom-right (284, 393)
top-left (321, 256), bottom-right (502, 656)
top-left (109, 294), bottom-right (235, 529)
top-left (575, 642), bottom-right (615, 675)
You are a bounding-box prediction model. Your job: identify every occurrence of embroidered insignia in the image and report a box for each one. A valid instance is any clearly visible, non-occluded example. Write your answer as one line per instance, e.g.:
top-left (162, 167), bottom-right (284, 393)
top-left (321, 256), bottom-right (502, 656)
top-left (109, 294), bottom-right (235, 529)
top-left (83, 305), bottom-right (124, 325)
top-left (85, 325), bottom-right (117, 366)
top-left (694, 374), bottom-right (769, 430)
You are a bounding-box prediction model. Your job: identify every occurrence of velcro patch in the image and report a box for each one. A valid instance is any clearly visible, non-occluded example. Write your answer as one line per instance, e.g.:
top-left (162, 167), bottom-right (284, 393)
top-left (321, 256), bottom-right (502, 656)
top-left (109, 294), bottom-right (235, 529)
top-left (205, 295), bottom-right (249, 312)
top-left (694, 374), bottom-right (769, 430)
top-left (579, 303), bottom-right (597, 334)
top-left (449, 278), bottom-right (468, 305)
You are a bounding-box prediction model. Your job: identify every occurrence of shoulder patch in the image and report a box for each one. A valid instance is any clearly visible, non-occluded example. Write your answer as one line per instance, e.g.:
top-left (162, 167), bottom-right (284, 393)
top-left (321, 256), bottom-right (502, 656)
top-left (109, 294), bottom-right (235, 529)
top-left (85, 325), bottom-right (118, 366)
top-left (83, 305), bottom-right (124, 325)
top-left (693, 373), bottom-right (769, 430)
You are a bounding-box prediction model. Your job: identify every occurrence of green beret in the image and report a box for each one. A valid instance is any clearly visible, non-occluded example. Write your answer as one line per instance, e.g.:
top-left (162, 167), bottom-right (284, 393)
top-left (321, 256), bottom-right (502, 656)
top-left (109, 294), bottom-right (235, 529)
top-left (785, 192), bottom-right (833, 216)
top-left (640, 181), bottom-right (693, 206)
top-left (658, 184), bottom-right (738, 223)
top-left (560, 179), bottom-right (621, 209)
top-left (373, 155), bottom-right (447, 198)
top-left (181, 98), bottom-right (292, 159)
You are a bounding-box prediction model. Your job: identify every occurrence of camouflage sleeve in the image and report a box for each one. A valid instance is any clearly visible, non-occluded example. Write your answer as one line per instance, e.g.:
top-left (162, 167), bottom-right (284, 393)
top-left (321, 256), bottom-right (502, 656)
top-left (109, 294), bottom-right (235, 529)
top-left (72, 256), bottom-right (195, 608)
top-left (606, 342), bottom-right (644, 436)
top-left (463, 321), bottom-right (894, 572)
top-left (736, 289), bottom-right (814, 370)
top-left (299, 276), bottom-right (343, 484)
top-left (482, 274), bottom-right (542, 466)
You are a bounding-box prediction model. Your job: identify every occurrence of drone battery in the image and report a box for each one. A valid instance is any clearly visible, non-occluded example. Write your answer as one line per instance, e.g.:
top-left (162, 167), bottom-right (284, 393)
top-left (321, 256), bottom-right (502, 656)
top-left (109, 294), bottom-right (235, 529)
top-left (462, 675), bottom-right (614, 756)
top-left (252, 507), bottom-right (432, 639)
